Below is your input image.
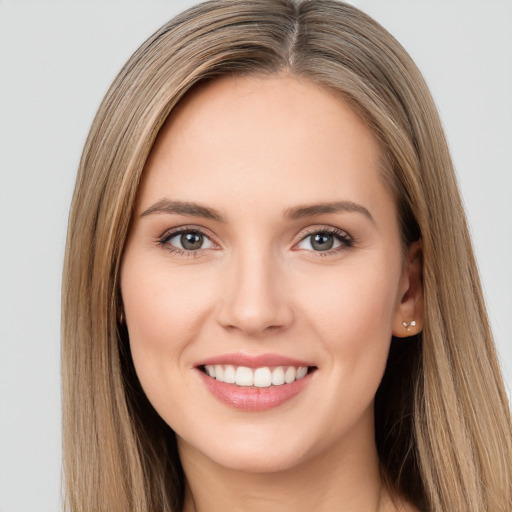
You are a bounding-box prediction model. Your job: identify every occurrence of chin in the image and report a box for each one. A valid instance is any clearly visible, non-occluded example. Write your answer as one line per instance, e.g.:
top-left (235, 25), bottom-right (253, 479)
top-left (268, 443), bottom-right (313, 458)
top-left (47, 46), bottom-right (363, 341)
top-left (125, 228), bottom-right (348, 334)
top-left (176, 419), bottom-right (331, 475)
top-left (234, 445), bottom-right (309, 473)
top-left (203, 444), bottom-right (310, 474)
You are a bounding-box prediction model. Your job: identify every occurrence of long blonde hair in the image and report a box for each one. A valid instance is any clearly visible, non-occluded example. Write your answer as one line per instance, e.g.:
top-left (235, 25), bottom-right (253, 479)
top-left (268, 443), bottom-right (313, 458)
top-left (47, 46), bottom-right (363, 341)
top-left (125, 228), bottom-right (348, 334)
top-left (62, 1), bottom-right (512, 510)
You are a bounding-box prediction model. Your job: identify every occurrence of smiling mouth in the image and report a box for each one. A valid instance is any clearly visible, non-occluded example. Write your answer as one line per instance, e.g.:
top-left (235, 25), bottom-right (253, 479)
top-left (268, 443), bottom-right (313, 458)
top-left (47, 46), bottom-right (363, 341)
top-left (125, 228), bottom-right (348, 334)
top-left (200, 364), bottom-right (317, 388)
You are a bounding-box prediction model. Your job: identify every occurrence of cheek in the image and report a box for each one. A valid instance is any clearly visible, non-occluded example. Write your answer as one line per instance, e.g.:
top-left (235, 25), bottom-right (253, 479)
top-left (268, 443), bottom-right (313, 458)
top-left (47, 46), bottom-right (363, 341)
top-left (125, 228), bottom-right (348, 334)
top-left (297, 256), bottom-right (400, 339)
top-left (294, 255), bottom-right (401, 394)
top-left (121, 258), bottom-right (218, 390)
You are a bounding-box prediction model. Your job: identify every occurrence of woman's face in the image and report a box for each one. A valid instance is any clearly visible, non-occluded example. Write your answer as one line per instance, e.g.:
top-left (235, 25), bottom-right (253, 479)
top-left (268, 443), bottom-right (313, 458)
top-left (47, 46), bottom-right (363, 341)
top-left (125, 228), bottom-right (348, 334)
top-left (121, 74), bottom-right (421, 473)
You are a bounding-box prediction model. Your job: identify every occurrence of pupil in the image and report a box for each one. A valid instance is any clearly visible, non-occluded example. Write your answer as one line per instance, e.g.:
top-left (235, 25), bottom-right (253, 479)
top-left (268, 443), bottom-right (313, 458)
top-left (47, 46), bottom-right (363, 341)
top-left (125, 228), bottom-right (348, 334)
top-left (312, 233), bottom-right (333, 251)
top-left (181, 232), bottom-right (203, 250)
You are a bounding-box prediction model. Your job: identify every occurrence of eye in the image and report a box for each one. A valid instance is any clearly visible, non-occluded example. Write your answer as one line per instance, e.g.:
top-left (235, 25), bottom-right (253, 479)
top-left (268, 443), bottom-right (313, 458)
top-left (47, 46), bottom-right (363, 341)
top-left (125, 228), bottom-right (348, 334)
top-left (296, 228), bottom-right (352, 253)
top-left (159, 228), bottom-right (214, 254)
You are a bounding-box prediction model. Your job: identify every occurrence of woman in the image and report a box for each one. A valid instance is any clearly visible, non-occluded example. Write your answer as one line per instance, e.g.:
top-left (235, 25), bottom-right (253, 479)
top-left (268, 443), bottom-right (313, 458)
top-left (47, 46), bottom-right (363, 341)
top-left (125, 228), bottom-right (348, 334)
top-left (61, 1), bottom-right (512, 511)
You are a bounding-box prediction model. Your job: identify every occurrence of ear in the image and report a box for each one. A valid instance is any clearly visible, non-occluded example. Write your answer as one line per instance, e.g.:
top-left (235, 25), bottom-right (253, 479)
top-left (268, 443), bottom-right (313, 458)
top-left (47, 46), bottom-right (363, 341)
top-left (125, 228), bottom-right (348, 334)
top-left (392, 240), bottom-right (423, 338)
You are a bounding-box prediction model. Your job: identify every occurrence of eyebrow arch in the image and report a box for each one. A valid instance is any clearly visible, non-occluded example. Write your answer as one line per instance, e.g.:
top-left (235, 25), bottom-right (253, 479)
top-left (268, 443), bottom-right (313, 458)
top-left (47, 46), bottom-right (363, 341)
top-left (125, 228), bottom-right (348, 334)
top-left (141, 198), bottom-right (374, 224)
top-left (140, 199), bottom-right (224, 222)
top-left (284, 201), bottom-right (375, 223)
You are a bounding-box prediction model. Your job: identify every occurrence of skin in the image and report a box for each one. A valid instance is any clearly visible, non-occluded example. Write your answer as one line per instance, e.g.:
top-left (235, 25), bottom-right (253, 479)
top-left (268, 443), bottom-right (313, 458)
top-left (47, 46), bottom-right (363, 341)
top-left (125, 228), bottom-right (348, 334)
top-left (121, 74), bottom-right (422, 512)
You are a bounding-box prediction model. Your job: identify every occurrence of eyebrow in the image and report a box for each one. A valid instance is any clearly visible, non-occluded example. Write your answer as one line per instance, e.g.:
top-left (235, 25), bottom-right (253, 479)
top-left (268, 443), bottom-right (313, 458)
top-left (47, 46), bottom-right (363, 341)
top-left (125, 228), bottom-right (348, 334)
top-left (140, 198), bottom-right (374, 224)
top-left (284, 201), bottom-right (375, 223)
top-left (140, 199), bottom-right (224, 221)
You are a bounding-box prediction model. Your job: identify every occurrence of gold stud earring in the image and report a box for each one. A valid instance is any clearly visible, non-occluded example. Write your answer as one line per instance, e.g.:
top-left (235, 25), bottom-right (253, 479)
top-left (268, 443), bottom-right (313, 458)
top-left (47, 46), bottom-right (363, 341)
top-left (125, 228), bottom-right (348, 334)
top-left (402, 320), bottom-right (416, 331)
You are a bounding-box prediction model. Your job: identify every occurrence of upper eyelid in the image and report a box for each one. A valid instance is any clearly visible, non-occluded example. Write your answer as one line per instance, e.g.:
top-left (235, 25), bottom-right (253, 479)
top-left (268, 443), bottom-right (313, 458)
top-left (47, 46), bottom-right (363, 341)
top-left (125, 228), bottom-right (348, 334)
top-left (159, 225), bottom-right (216, 241)
top-left (297, 225), bottom-right (350, 237)
top-left (294, 225), bottom-right (352, 244)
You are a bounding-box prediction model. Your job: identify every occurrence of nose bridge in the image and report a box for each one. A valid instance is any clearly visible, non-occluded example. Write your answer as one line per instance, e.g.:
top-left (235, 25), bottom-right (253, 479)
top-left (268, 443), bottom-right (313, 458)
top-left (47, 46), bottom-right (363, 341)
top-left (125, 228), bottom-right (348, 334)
top-left (217, 241), bottom-right (292, 335)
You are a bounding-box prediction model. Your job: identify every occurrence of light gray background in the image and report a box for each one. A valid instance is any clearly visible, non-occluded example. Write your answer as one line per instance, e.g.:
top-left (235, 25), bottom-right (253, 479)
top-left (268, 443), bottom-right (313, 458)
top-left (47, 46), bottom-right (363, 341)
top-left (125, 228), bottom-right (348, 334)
top-left (0, 1), bottom-right (510, 511)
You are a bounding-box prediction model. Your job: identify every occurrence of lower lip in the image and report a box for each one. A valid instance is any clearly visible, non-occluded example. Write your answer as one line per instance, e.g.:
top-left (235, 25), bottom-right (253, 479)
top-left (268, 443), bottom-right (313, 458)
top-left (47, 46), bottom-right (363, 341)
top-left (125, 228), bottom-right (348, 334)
top-left (196, 369), bottom-right (314, 411)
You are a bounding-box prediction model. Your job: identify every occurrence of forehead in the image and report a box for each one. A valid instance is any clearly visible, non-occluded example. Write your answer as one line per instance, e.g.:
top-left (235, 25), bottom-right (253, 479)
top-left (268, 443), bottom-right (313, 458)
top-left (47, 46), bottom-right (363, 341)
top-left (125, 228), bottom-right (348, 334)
top-left (137, 74), bottom-right (392, 223)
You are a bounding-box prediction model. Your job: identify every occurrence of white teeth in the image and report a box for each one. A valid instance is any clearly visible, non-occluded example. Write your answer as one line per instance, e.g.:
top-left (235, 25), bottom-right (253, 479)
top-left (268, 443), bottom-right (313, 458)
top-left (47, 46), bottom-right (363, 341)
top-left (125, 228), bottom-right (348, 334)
top-left (253, 367), bottom-right (272, 388)
top-left (235, 366), bottom-right (253, 386)
top-left (296, 366), bottom-right (308, 380)
top-left (271, 367), bottom-right (285, 386)
top-left (223, 365), bottom-right (236, 384)
top-left (284, 366), bottom-right (296, 384)
top-left (204, 364), bottom-right (310, 387)
top-left (214, 364), bottom-right (224, 381)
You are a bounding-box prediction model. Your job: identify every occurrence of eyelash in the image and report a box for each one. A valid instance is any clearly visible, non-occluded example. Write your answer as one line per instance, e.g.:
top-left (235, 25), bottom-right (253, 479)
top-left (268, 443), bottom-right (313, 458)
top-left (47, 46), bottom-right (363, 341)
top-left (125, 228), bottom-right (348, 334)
top-left (157, 226), bottom-right (215, 259)
top-left (296, 226), bottom-right (354, 256)
top-left (156, 226), bottom-right (354, 258)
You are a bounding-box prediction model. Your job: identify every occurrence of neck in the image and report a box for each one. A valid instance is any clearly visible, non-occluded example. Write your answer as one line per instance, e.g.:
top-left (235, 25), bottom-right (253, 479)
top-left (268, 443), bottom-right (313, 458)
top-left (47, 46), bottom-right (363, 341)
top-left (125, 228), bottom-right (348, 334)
top-left (178, 409), bottom-right (402, 512)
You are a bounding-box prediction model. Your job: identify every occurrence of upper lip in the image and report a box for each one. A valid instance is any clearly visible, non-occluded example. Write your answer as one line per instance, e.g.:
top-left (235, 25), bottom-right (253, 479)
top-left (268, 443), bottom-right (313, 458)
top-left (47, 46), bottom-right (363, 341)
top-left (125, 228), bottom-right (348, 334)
top-left (195, 352), bottom-right (315, 369)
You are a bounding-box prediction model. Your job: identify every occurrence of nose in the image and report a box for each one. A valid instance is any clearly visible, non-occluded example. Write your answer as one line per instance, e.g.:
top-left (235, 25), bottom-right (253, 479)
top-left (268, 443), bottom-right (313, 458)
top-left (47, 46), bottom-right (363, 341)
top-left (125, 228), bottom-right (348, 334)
top-left (215, 248), bottom-right (294, 336)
